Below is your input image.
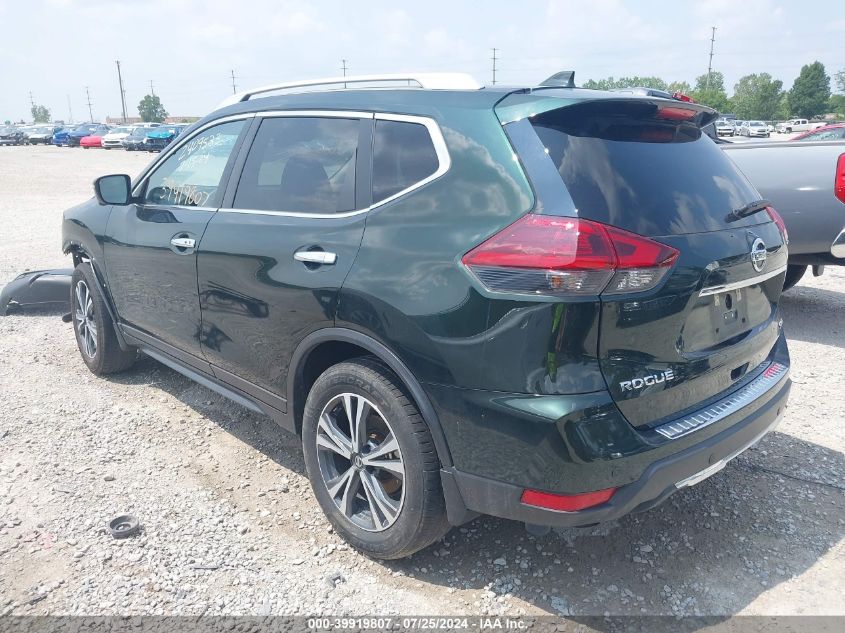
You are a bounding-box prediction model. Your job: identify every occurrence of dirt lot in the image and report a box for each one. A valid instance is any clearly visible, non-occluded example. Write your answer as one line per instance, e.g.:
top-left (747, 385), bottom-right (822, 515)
top-left (0, 145), bottom-right (843, 618)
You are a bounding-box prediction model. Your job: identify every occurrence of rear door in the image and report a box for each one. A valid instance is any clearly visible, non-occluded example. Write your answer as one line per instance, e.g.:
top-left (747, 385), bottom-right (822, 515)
top-left (196, 112), bottom-right (372, 403)
top-left (518, 99), bottom-right (788, 427)
top-left (104, 118), bottom-right (248, 363)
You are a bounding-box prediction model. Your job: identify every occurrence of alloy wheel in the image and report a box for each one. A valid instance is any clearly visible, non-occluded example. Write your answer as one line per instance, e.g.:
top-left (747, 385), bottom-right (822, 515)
top-left (74, 280), bottom-right (98, 358)
top-left (315, 393), bottom-right (405, 532)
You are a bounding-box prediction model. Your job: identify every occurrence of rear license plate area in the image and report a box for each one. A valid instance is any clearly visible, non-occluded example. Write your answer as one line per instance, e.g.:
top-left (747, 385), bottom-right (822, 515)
top-left (710, 288), bottom-right (750, 337)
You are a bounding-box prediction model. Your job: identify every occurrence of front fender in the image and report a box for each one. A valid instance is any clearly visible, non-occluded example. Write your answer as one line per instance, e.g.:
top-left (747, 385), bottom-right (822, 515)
top-left (62, 197), bottom-right (113, 259)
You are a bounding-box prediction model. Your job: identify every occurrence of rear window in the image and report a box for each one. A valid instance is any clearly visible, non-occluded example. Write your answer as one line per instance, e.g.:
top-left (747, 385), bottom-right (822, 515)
top-left (233, 117), bottom-right (359, 214)
top-left (525, 103), bottom-right (765, 235)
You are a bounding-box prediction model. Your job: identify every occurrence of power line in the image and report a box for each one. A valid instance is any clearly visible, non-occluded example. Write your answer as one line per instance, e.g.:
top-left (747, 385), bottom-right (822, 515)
top-left (705, 26), bottom-right (717, 90)
top-left (84, 86), bottom-right (94, 122)
top-left (116, 60), bottom-right (128, 124)
top-left (149, 80), bottom-right (155, 97)
top-left (491, 48), bottom-right (499, 85)
top-left (230, 69), bottom-right (237, 94)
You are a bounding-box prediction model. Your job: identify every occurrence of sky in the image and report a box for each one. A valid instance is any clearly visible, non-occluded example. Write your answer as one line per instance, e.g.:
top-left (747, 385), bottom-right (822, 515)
top-left (1, 0), bottom-right (842, 122)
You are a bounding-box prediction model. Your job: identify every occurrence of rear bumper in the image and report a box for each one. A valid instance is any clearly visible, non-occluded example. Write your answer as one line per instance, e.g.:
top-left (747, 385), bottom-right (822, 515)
top-left (832, 228), bottom-right (845, 258)
top-left (435, 335), bottom-right (791, 527)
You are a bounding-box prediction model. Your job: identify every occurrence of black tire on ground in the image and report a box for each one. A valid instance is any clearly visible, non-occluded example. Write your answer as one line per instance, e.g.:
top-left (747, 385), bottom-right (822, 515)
top-left (302, 357), bottom-right (449, 559)
top-left (782, 264), bottom-right (807, 291)
top-left (70, 263), bottom-right (137, 375)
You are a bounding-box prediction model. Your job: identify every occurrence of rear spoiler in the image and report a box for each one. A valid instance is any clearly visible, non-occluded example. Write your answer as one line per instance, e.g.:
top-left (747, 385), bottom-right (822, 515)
top-left (496, 93), bottom-right (718, 128)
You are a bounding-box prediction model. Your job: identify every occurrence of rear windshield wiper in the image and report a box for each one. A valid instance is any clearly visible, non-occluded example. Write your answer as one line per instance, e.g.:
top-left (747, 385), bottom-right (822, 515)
top-left (725, 199), bottom-right (771, 222)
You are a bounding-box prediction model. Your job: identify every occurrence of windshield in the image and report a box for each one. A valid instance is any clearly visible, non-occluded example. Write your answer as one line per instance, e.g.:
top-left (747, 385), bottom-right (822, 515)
top-left (111, 127), bottom-right (132, 134)
top-left (74, 125), bottom-right (95, 133)
top-left (750, 121), bottom-right (765, 126)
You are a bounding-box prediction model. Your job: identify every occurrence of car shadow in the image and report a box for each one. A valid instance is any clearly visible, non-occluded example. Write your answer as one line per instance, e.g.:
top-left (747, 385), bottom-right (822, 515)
top-left (107, 355), bottom-right (844, 622)
top-left (780, 283), bottom-right (845, 348)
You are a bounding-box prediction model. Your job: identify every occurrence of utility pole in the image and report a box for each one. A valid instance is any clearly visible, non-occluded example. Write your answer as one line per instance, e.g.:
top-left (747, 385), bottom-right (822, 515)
top-left (67, 94), bottom-right (73, 123)
top-left (230, 70), bottom-right (237, 94)
top-left (705, 26), bottom-right (716, 91)
top-left (491, 48), bottom-right (498, 86)
top-left (116, 60), bottom-right (128, 123)
top-left (85, 87), bottom-right (94, 122)
top-left (341, 59), bottom-right (348, 88)
top-left (149, 80), bottom-right (155, 97)
top-left (28, 91), bottom-right (35, 109)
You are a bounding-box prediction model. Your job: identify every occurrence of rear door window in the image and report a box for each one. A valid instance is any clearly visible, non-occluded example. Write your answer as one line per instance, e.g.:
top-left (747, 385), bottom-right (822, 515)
top-left (524, 103), bottom-right (765, 235)
top-left (233, 117), bottom-right (360, 214)
top-left (372, 120), bottom-right (439, 203)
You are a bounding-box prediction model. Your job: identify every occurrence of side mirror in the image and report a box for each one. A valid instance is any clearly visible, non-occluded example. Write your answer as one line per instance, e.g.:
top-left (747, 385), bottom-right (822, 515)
top-left (94, 174), bottom-right (132, 205)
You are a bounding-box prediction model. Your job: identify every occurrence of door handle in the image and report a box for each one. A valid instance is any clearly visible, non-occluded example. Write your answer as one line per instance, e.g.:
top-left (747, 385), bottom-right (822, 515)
top-left (171, 237), bottom-right (196, 249)
top-left (294, 250), bottom-right (337, 265)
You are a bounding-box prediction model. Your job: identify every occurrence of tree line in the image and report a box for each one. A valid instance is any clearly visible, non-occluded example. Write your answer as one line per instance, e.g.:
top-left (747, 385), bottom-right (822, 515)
top-left (583, 61), bottom-right (845, 120)
top-left (25, 93), bottom-right (170, 125)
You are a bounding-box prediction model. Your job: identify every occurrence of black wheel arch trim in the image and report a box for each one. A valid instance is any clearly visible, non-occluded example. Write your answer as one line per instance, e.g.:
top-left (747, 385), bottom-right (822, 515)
top-left (288, 327), bottom-right (454, 469)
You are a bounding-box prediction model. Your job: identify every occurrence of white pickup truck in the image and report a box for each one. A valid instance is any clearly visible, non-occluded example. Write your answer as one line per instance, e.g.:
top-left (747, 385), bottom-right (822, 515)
top-left (775, 119), bottom-right (828, 134)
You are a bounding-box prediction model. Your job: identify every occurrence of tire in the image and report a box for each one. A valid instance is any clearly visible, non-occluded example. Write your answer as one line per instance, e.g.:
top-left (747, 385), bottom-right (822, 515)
top-left (302, 357), bottom-right (448, 559)
top-left (71, 264), bottom-right (137, 375)
top-left (782, 264), bottom-right (807, 292)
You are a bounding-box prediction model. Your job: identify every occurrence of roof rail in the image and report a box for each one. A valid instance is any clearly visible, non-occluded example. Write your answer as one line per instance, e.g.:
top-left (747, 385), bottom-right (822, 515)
top-left (218, 73), bottom-right (482, 108)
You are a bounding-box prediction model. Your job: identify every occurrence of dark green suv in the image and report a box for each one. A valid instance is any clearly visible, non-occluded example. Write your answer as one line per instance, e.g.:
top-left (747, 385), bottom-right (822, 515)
top-left (62, 73), bottom-right (792, 559)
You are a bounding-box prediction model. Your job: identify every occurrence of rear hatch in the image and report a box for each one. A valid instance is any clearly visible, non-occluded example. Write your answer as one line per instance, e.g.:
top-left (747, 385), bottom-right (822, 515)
top-left (502, 97), bottom-right (787, 427)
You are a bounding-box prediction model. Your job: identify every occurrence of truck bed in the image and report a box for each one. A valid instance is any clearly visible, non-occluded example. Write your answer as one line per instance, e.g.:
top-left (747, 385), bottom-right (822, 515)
top-left (722, 140), bottom-right (845, 259)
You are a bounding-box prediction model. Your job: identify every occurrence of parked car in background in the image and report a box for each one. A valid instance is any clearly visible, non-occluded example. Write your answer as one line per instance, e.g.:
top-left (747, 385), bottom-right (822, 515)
top-left (52, 127), bottom-right (73, 146)
top-left (740, 121), bottom-right (770, 138)
top-left (67, 124), bottom-right (108, 147)
top-left (715, 120), bottom-right (735, 136)
top-left (792, 123), bottom-right (845, 141)
top-left (121, 127), bottom-right (149, 151)
top-left (26, 126), bottom-right (58, 144)
top-left (101, 126), bottom-right (136, 149)
top-left (80, 129), bottom-right (108, 148)
top-left (62, 73), bottom-right (791, 559)
top-left (143, 124), bottom-right (187, 152)
top-left (775, 119), bottom-right (827, 134)
top-left (0, 126), bottom-right (28, 145)
top-left (722, 139), bottom-right (845, 289)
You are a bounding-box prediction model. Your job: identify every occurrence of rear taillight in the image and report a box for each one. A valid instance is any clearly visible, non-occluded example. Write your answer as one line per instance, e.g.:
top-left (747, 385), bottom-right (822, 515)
top-left (835, 153), bottom-right (845, 205)
top-left (766, 206), bottom-right (789, 245)
top-left (462, 215), bottom-right (679, 297)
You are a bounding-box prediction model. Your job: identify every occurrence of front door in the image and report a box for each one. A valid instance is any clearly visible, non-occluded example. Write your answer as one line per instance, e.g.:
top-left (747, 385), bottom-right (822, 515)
top-left (197, 113), bottom-right (372, 402)
top-left (104, 119), bottom-right (248, 363)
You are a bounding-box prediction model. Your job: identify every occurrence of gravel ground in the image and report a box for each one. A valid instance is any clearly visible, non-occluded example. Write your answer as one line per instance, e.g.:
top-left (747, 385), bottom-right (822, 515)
top-left (0, 145), bottom-right (843, 618)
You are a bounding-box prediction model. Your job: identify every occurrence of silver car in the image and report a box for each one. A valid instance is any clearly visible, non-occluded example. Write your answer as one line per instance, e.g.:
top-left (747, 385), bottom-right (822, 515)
top-left (741, 121), bottom-right (770, 138)
top-left (715, 120), bottom-right (735, 136)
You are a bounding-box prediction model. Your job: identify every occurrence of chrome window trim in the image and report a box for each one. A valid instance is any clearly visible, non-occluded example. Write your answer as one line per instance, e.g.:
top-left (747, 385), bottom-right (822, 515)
top-left (655, 361), bottom-right (788, 440)
top-left (217, 111), bottom-right (450, 220)
top-left (698, 264), bottom-right (787, 297)
top-left (132, 113), bottom-right (256, 199)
